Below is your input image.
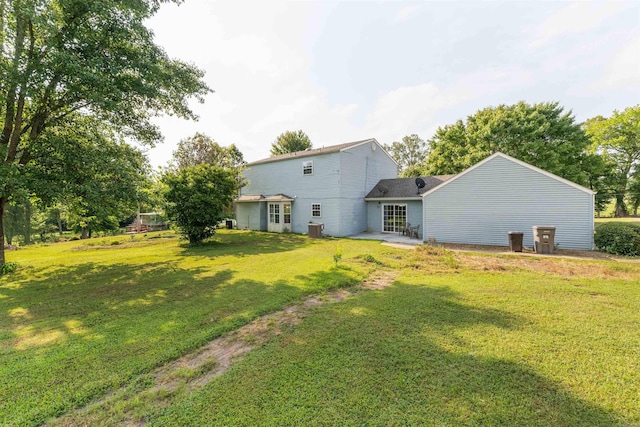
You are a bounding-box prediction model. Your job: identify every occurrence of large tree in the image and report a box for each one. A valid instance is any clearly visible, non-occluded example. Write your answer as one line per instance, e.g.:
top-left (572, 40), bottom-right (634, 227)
top-left (27, 115), bottom-right (151, 238)
top-left (0, 0), bottom-right (210, 266)
top-left (584, 106), bottom-right (640, 217)
top-left (162, 164), bottom-right (238, 244)
top-left (628, 172), bottom-right (640, 216)
top-left (270, 130), bottom-right (312, 156)
top-left (171, 132), bottom-right (244, 170)
top-left (384, 134), bottom-right (428, 177)
top-left (425, 102), bottom-right (594, 185)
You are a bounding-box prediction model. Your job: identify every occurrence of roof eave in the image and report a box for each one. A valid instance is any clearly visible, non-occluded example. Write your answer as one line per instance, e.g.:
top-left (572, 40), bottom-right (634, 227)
top-left (365, 197), bottom-right (423, 202)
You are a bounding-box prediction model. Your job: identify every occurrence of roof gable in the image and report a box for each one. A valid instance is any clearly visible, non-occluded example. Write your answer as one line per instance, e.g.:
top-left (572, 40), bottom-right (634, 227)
top-left (247, 138), bottom-right (395, 166)
top-left (422, 152), bottom-right (594, 198)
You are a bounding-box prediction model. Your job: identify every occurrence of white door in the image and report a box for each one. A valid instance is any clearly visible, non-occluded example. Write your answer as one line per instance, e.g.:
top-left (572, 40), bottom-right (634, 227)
top-left (268, 203), bottom-right (281, 232)
top-left (382, 204), bottom-right (407, 233)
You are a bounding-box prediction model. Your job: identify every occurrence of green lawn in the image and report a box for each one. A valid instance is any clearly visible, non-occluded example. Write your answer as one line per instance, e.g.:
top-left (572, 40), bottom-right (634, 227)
top-left (595, 216), bottom-right (640, 225)
top-left (0, 231), bottom-right (386, 426)
top-left (2, 233), bottom-right (639, 426)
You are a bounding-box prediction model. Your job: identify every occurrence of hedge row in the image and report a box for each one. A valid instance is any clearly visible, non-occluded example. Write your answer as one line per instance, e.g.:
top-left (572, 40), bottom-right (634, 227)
top-left (594, 222), bottom-right (640, 256)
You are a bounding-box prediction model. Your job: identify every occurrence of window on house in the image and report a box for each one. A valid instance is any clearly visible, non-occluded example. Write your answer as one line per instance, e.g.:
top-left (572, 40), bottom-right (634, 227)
top-left (303, 161), bottom-right (313, 175)
top-left (311, 203), bottom-right (321, 218)
top-left (283, 203), bottom-right (291, 224)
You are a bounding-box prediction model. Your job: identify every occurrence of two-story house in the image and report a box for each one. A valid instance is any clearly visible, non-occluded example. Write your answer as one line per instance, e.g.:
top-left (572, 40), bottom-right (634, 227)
top-left (236, 138), bottom-right (397, 236)
top-left (237, 141), bottom-right (595, 250)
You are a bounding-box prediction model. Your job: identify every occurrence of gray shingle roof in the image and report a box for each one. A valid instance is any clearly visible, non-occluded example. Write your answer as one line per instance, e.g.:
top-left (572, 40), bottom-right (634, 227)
top-left (365, 175), bottom-right (456, 199)
top-left (247, 138), bottom-right (377, 166)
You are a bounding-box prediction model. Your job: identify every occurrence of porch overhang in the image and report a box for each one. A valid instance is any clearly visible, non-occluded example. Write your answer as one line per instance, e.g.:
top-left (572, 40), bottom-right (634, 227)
top-left (236, 194), bottom-right (264, 202)
top-left (236, 194), bottom-right (294, 202)
top-left (263, 194), bottom-right (294, 202)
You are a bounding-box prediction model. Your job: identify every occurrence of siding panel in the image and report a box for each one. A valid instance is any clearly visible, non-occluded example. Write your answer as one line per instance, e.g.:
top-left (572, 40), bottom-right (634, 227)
top-left (236, 203), bottom-right (264, 231)
top-left (338, 142), bottom-right (398, 236)
top-left (423, 155), bottom-right (593, 249)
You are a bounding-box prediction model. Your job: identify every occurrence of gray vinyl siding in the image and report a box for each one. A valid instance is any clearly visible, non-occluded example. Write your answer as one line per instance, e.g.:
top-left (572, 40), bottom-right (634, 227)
top-left (423, 155), bottom-right (594, 250)
top-left (240, 152), bottom-right (342, 235)
top-left (338, 142), bottom-right (398, 236)
top-left (236, 202), bottom-right (265, 231)
top-left (238, 140), bottom-right (397, 237)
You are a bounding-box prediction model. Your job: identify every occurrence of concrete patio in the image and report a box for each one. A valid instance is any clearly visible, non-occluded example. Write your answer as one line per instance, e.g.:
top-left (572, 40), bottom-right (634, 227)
top-left (348, 231), bottom-right (423, 246)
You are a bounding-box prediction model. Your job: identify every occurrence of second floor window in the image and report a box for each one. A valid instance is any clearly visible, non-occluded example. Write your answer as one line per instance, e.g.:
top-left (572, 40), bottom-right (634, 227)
top-left (303, 161), bottom-right (313, 175)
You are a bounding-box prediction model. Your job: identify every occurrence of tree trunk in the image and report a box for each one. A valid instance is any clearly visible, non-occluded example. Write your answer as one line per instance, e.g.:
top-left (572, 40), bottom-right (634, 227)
top-left (0, 197), bottom-right (6, 267)
top-left (24, 200), bottom-right (31, 245)
top-left (81, 226), bottom-right (88, 239)
top-left (615, 194), bottom-right (627, 217)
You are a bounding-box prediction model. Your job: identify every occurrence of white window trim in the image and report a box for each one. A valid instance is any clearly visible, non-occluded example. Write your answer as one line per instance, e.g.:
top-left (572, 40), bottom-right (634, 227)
top-left (311, 203), bottom-right (321, 218)
top-left (303, 160), bottom-right (313, 175)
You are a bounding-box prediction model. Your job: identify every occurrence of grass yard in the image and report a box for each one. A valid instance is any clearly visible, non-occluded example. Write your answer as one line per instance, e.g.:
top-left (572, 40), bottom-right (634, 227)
top-left (2, 232), bottom-right (639, 426)
top-left (0, 231), bottom-right (386, 426)
top-left (595, 216), bottom-right (640, 225)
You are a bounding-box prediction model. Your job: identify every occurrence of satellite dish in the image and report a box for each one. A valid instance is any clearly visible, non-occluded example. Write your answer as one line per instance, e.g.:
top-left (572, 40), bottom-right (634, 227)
top-left (415, 178), bottom-right (426, 194)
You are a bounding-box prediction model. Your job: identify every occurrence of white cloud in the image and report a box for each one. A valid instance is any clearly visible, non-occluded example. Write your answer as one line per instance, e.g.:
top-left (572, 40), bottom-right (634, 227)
top-left (362, 82), bottom-right (472, 144)
top-left (393, 4), bottom-right (422, 23)
top-left (589, 32), bottom-right (640, 93)
top-left (144, 0), bottom-right (639, 167)
top-left (529, 1), bottom-right (626, 48)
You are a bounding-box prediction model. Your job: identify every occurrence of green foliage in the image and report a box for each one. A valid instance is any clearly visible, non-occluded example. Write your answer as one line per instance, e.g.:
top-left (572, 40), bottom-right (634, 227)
top-left (270, 130), bottom-right (312, 156)
top-left (384, 134), bottom-right (428, 176)
top-left (162, 165), bottom-right (239, 244)
top-left (584, 106), bottom-right (640, 217)
top-left (0, 0), bottom-right (210, 266)
top-left (0, 261), bottom-right (18, 275)
top-left (628, 173), bottom-right (640, 216)
top-left (594, 222), bottom-right (640, 256)
top-left (171, 133), bottom-right (245, 171)
top-left (30, 116), bottom-right (151, 238)
top-left (333, 245), bottom-right (343, 266)
top-left (426, 101), bottom-right (594, 185)
top-left (361, 254), bottom-right (381, 264)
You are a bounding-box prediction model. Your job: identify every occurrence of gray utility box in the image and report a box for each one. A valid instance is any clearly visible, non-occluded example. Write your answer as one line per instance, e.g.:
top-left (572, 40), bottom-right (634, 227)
top-left (508, 231), bottom-right (524, 252)
top-left (533, 226), bottom-right (556, 254)
top-left (308, 223), bottom-right (324, 238)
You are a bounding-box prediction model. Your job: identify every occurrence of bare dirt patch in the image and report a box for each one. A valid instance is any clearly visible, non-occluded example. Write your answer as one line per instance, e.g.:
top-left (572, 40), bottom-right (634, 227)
top-left (50, 270), bottom-right (398, 426)
top-left (411, 245), bottom-right (640, 280)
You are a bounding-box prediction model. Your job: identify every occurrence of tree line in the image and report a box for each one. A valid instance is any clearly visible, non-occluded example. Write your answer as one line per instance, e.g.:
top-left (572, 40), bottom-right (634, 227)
top-left (384, 103), bottom-right (640, 218)
top-left (0, 127), bottom-right (311, 254)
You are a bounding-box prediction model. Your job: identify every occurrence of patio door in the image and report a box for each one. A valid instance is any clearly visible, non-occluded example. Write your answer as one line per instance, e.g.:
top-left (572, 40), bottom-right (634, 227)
top-left (268, 202), bottom-right (291, 233)
top-left (382, 204), bottom-right (407, 233)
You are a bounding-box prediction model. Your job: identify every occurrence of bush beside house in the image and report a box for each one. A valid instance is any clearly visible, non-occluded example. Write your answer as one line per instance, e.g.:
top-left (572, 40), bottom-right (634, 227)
top-left (594, 222), bottom-right (640, 256)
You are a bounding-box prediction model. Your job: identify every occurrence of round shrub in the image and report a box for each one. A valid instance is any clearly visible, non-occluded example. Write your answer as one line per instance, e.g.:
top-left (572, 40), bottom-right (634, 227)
top-left (594, 222), bottom-right (640, 256)
top-left (0, 262), bottom-right (19, 276)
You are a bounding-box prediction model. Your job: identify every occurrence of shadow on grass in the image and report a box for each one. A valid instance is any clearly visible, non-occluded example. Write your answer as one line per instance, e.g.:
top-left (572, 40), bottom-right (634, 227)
top-left (321, 282), bottom-right (623, 425)
top-left (179, 230), bottom-right (318, 258)
top-left (153, 281), bottom-right (625, 426)
top-left (0, 259), bottom-right (362, 427)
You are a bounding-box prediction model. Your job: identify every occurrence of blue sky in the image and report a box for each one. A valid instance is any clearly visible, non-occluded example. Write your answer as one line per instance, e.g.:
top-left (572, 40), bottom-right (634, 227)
top-left (145, 0), bottom-right (640, 167)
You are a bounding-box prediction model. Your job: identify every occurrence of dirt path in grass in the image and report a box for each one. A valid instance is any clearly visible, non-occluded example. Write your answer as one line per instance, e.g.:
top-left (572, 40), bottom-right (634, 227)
top-left (50, 270), bottom-right (398, 427)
